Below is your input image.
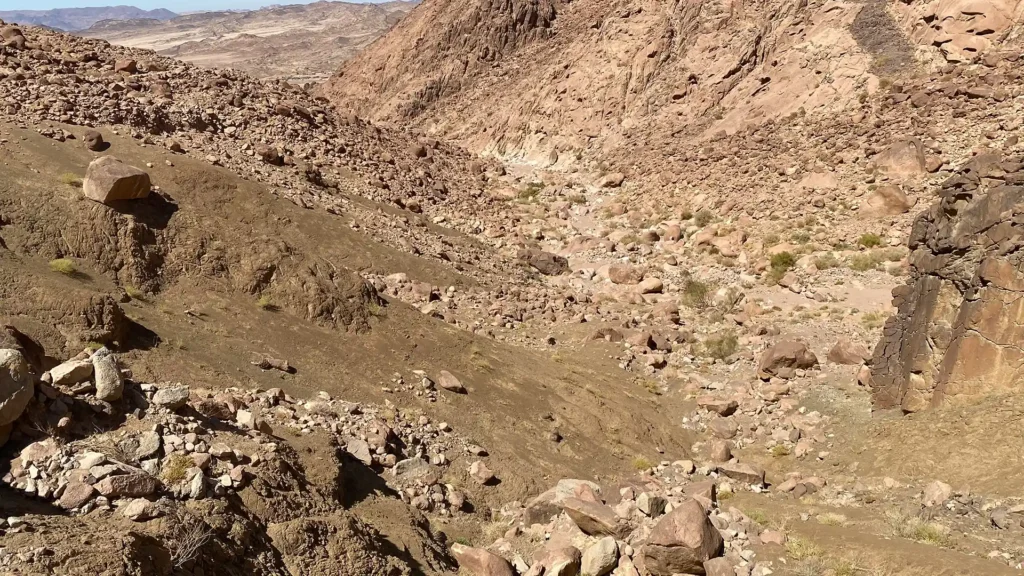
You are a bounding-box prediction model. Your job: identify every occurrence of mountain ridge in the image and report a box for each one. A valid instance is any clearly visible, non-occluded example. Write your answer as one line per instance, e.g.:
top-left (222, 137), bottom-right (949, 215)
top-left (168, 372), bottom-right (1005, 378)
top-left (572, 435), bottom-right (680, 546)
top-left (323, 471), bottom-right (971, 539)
top-left (0, 5), bottom-right (177, 31)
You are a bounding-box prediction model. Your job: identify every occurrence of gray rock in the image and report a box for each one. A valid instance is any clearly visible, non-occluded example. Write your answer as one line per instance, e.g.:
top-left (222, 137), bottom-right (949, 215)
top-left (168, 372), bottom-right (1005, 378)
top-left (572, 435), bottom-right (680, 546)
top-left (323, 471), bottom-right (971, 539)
top-left (0, 349), bottom-right (33, 426)
top-left (121, 498), bottom-right (160, 521)
top-left (136, 431), bottom-right (162, 460)
top-left (346, 438), bottom-right (373, 466)
top-left (92, 353), bottom-right (123, 402)
top-left (437, 370), bottom-right (467, 393)
top-left (581, 536), bottom-right (618, 576)
top-left (152, 386), bottom-right (190, 410)
top-left (49, 359), bottom-right (93, 386)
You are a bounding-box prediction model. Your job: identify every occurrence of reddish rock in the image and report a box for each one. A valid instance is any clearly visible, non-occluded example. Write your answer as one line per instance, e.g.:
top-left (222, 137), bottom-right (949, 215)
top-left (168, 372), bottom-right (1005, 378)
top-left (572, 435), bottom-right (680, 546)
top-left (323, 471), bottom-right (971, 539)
top-left (451, 543), bottom-right (514, 576)
top-left (643, 499), bottom-right (724, 576)
top-left (94, 473), bottom-right (160, 498)
top-left (827, 338), bottom-right (870, 365)
top-left (758, 340), bottom-right (818, 379)
top-left (562, 497), bottom-right (629, 537)
top-left (83, 157), bottom-right (151, 204)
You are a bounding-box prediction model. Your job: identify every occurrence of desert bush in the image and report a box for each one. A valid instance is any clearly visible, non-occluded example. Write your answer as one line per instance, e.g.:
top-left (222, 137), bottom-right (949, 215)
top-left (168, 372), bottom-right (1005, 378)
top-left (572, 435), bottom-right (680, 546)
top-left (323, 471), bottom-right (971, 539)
top-left (49, 258), bottom-right (77, 275)
top-left (693, 209), bottom-right (714, 227)
top-left (161, 453), bottom-right (192, 485)
top-left (168, 509), bottom-right (214, 568)
top-left (59, 173), bottom-right (83, 187)
top-left (770, 251), bottom-right (796, 272)
top-left (813, 254), bottom-right (841, 269)
top-left (858, 233), bottom-right (883, 248)
top-left (681, 279), bottom-right (713, 309)
top-left (703, 332), bottom-right (738, 360)
top-left (632, 456), bottom-right (653, 471)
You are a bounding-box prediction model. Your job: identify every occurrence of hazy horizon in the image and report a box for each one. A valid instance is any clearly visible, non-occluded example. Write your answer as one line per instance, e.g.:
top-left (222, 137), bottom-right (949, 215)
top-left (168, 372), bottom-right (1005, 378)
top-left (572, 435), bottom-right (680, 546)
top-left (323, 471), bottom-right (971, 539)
top-left (0, 0), bottom-right (392, 13)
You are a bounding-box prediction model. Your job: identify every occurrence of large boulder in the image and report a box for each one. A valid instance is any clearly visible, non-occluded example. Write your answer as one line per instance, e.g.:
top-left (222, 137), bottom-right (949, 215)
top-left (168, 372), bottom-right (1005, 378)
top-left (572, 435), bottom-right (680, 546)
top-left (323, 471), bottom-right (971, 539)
top-left (519, 249), bottom-right (569, 276)
top-left (527, 545), bottom-right (581, 576)
top-left (0, 349), bottom-right (33, 427)
top-left (581, 537), bottom-right (618, 576)
top-left (861, 184), bottom-right (915, 217)
top-left (524, 479), bottom-right (601, 525)
top-left (607, 264), bottom-right (643, 285)
top-left (873, 138), bottom-right (926, 176)
top-left (451, 544), bottom-right (514, 576)
top-left (92, 350), bottom-right (124, 402)
top-left (83, 156), bottom-right (151, 204)
top-left (828, 338), bottom-right (870, 365)
top-left (758, 340), bottom-right (818, 379)
top-left (83, 129), bottom-right (106, 152)
top-left (562, 497), bottom-right (629, 537)
top-left (870, 154), bottom-right (1024, 412)
top-left (642, 499), bottom-right (724, 575)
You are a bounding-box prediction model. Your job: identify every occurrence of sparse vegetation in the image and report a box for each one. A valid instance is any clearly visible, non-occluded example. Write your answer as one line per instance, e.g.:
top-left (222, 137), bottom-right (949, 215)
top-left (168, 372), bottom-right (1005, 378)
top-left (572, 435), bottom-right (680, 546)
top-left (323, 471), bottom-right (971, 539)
top-left (59, 173), bottom-right (82, 187)
top-left (82, 433), bottom-right (135, 465)
top-left (745, 509), bottom-right (770, 526)
top-left (817, 512), bottom-right (849, 527)
top-left (168, 509), bottom-right (214, 568)
top-left (367, 301), bottom-right (387, 318)
top-left (256, 295), bottom-right (278, 311)
top-left (861, 311), bottom-right (887, 329)
top-left (786, 536), bottom-right (824, 560)
top-left (124, 285), bottom-right (146, 301)
top-left (771, 251), bottom-right (796, 272)
top-left (770, 444), bottom-right (791, 458)
top-left (693, 209), bottom-right (714, 227)
top-left (632, 456), bottom-right (654, 471)
top-left (814, 253), bottom-right (841, 269)
top-left (49, 258), bottom-right (78, 276)
top-left (859, 233), bottom-right (883, 248)
top-left (517, 181), bottom-right (544, 202)
top-left (681, 279), bottom-right (713, 309)
top-left (702, 332), bottom-right (738, 360)
top-left (767, 251), bottom-right (796, 284)
top-left (161, 453), bottom-right (193, 485)
top-left (850, 252), bottom-right (884, 272)
top-left (886, 511), bottom-right (952, 547)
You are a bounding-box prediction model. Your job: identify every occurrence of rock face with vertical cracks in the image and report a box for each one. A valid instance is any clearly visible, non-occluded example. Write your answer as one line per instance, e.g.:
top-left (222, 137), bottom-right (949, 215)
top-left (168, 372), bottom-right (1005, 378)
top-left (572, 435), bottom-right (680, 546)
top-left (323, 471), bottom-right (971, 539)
top-left (870, 153), bottom-right (1024, 412)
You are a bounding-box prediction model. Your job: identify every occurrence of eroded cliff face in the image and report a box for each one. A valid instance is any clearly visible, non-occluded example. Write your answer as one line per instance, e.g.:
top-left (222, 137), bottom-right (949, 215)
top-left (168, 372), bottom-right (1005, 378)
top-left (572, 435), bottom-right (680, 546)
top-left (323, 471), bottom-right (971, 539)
top-left (324, 0), bottom-right (1024, 167)
top-left (870, 154), bottom-right (1024, 412)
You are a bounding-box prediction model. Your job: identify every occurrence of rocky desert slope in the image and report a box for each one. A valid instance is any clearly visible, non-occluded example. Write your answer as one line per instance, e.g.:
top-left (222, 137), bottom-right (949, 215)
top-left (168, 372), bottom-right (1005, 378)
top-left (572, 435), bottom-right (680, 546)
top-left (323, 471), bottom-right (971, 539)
top-left (0, 6), bottom-right (177, 31)
top-left (3, 0), bottom-right (1024, 574)
top-left (80, 1), bottom-right (419, 83)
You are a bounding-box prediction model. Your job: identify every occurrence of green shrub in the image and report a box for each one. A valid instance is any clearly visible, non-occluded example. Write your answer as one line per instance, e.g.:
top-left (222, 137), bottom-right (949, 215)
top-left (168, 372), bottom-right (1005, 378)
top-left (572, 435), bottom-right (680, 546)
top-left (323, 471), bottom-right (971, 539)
top-left (517, 182), bottom-right (544, 202)
top-left (632, 456), bottom-right (654, 471)
top-left (813, 254), bottom-right (841, 269)
top-left (49, 258), bottom-right (77, 275)
top-left (770, 251), bottom-right (796, 272)
top-left (703, 332), bottom-right (738, 360)
top-left (858, 233), bottom-right (883, 248)
top-left (256, 295), bottom-right (278, 311)
top-left (681, 280), bottom-right (713, 309)
top-left (849, 252), bottom-right (883, 272)
top-left (59, 173), bottom-right (82, 187)
top-left (124, 285), bottom-right (146, 301)
top-left (693, 210), bottom-right (714, 227)
top-left (161, 453), bottom-right (192, 485)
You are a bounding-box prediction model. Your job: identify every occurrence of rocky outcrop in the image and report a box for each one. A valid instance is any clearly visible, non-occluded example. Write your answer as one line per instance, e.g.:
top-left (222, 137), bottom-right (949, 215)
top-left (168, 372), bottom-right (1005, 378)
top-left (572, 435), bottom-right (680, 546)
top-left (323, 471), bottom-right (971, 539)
top-left (0, 349), bottom-right (33, 430)
top-left (83, 156), bottom-right (152, 204)
top-left (870, 153), bottom-right (1024, 412)
top-left (642, 499), bottom-right (724, 576)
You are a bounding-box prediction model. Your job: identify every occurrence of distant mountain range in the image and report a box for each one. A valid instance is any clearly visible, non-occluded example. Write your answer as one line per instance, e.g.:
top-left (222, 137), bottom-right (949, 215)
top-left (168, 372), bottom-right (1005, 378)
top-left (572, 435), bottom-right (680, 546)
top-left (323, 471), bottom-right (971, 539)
top-left (79, 1), bottom-right (419, 83)
top-left (0, 6), bottom-right (177, 31)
